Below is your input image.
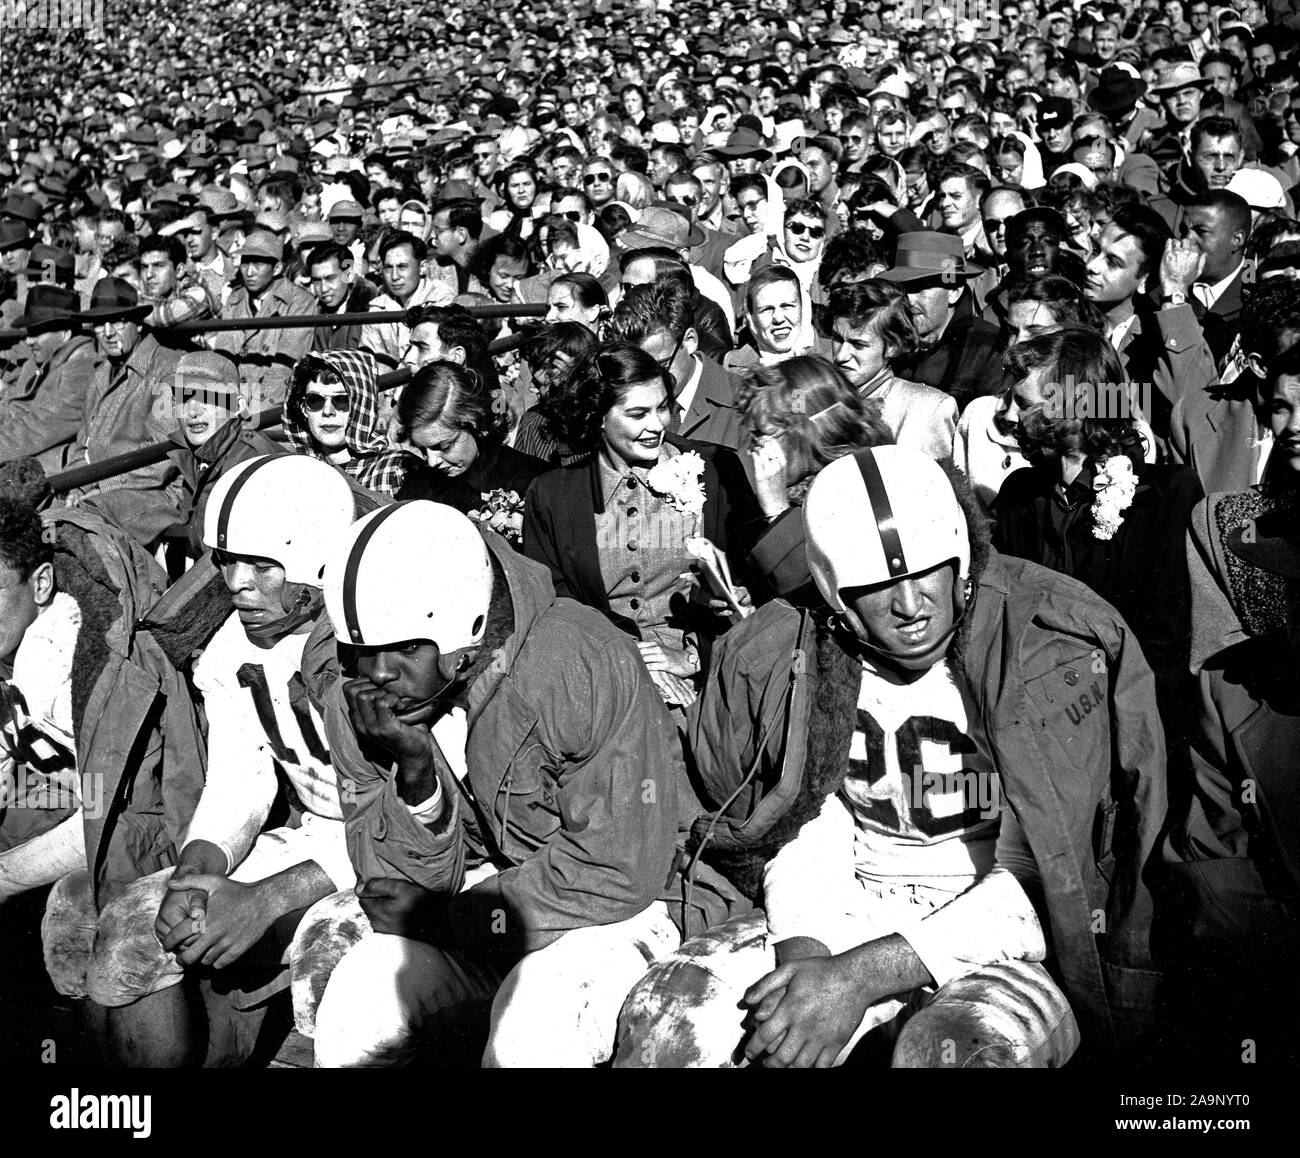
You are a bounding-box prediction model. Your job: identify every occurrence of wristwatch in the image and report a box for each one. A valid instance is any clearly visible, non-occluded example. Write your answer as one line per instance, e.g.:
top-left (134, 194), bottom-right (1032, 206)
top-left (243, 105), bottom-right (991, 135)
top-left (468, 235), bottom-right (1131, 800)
top-left (1159, 290), bottom-right (1188, 307)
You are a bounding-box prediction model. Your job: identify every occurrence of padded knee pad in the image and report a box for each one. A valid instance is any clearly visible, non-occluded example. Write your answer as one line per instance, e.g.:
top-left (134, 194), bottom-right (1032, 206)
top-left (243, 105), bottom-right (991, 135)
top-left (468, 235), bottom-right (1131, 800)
top-left (41, 870), bottom-right (98, 999)
top-left (85, 869), bottom-right (184, 1007)
top-left (288, 890), bottom-right (370, 1038)
top-left (614, 911), bottom-right (770, 1069)
top-left (892, 961), bottom-right (1080, 1068)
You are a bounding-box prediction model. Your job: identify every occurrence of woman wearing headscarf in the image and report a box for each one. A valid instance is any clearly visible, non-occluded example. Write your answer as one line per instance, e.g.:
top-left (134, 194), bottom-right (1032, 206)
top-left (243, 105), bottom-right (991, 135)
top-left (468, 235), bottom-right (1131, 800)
top-left (283, 349), bottom-right (410, 497)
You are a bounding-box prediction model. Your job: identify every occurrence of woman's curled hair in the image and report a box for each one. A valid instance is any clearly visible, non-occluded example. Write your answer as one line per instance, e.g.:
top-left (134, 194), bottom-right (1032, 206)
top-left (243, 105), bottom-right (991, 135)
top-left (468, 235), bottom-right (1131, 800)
top-left (1003, 326), bottom-right (1144, 465)
top-left (543, 342), bottom-right (672, 455)
top-left (738, 355), bottom-right (893, 505)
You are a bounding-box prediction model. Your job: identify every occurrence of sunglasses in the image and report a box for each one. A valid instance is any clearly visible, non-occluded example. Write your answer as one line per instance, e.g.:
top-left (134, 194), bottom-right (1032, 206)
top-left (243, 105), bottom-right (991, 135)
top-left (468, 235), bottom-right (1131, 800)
top-left (583, 172), bottom-right (613, 184)
top-left (786, 220), bottom-right (826, 239)
top-left (302, 392), bottom-right (351, 413)
top-left (559, 209), bottom-right (582, 222)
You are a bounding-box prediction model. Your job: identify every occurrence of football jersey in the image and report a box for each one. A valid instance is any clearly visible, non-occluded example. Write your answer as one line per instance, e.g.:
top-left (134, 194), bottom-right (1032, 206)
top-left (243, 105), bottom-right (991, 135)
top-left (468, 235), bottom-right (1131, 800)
top-left (185, 615), bottom-right (344, 880)
top-left (842, 657), bottom-right (999, 890)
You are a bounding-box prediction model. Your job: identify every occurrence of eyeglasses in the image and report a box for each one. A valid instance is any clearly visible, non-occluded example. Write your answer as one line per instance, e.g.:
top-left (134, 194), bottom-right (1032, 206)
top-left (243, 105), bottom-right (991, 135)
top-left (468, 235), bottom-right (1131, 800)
top-left (559, 209), bottom-right (582, 222)
top-left (302, 392), bottom-right (351, 413)
top-left (786, 220), bottom-right (826, 239)
top-left (583, 172), bottom-right (613, 184)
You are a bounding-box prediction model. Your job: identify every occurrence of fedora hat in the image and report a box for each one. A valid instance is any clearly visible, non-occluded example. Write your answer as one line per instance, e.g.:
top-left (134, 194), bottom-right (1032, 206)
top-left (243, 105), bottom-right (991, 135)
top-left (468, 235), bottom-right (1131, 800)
top-left (198, 188), bottom-right (243, 218)
top-left (1088, 65), bottom-right (1148, 114)
top-left (1151, 60), bottom-right (1212, 95)
top-left (14, 284), bottom-right (81, 332)
top-left (619, 206), bottom-right (705, 250)
top-left (1, 192), bottom-right (43, 226)
top-left (0, 219), bottom-right (32, 253)
top-left (80, 276), bottom-right (151, 323)
top-left (877, 231), bottom-right (984, 286)
top-left (25, 244), bottom-right (74, 288)
top-left (710, 126), bottom-right (772, 160)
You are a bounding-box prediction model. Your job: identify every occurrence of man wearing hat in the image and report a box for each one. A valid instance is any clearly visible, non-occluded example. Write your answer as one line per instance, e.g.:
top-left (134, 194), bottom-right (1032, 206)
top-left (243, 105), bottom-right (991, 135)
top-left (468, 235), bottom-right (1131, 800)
top-left (1090, 63), bottom-right (1163, 152)
top-left (0, 285), bottom-right (102, 475)
top-left (163, 350), bottom-right (284, 565)
top-left (61, 278), bottom-right (182, 548)
top-left (210, 229), bottom-right (316, 409)
top-left (710, 126), bottom-right (772, 177)
top-left (0, 221), bottom-right (34, 307)
top-left (327, 200), bottom-right (367, 270)
top-left (874, 232), bottom-right (1004, 411)
top-left (1145, 60), bottom-right (1215, 175)
top-left (1037, 97), bottom-right (1077, 172)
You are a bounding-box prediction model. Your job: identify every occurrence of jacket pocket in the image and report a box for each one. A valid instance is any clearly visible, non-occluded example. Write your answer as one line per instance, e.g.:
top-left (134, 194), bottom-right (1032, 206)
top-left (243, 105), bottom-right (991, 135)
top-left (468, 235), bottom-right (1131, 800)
top-left (1094, 799), bottom-right (1118, 888)
top-left (1022, 655), bottom-right (1111, 775)
top-left (495, 738), bottom-right (562, 859)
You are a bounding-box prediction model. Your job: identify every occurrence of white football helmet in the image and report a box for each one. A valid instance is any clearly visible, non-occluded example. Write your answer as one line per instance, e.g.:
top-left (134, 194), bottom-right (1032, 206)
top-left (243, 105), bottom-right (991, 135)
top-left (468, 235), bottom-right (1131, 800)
top-left (322, 500), bottom-right (493, 652)
top-left (804, 445), bottom-right (971, 615)
top-left (202, 455), bottom-right (356, 586)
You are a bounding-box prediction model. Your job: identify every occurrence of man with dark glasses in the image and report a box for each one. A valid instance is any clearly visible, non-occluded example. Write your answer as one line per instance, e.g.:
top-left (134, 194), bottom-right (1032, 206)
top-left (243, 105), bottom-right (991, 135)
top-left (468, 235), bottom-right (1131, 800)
top-left (581, 157), bottom-right (618, 208)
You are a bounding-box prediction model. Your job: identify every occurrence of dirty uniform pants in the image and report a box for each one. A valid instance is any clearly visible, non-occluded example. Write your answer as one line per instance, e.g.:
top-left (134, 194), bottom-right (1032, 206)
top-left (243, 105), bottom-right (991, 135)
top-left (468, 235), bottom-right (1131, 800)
top-left (307, 895), bottom-right (681, 1068)
top-left (614, 909), bottom-right (1080, 1069)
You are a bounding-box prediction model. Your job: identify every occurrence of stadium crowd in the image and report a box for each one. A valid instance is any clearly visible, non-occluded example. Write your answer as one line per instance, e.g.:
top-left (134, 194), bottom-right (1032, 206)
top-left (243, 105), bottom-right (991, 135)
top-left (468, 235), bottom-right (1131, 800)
top-left (0, 0), bottom-right (1298, 1068)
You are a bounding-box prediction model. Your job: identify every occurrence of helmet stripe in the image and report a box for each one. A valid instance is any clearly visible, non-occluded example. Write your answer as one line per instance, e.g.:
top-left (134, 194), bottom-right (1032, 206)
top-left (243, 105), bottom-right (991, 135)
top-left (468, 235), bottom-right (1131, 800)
top-left (214, 456), bottom-right (275, 552)
top-left (341, 502), bottom-right (407, 644)
top-left (855, 449), bottom-right (908, 578)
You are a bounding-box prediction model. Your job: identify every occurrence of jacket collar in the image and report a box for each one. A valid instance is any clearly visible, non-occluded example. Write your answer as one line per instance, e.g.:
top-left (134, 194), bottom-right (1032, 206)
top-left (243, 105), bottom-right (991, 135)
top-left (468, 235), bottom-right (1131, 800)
top-left (465, 530), bottom-right (557, 727)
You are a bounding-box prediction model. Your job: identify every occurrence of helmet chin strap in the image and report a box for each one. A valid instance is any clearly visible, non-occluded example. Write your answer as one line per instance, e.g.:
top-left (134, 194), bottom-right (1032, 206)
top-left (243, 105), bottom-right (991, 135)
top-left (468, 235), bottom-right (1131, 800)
top-left (837, 580), bottom-right (976, 673)
top-left (244, 583), bottom-right (324, 649)
top-left (391, 652), bottom-right (475, 719)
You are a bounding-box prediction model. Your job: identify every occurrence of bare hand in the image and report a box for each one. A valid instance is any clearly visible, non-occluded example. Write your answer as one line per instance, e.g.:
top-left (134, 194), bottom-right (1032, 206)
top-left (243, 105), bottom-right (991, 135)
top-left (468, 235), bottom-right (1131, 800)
top-left (356, 877), bottom-right (446, 941)
top-left (741, 953), bottom-right (874, 1069)
top-left (343, 678), bottom-right (432, 765)
top-left (1160, 236), bottom-right (1206, 295)
top-left (165, 874), bottom-right (273, 969)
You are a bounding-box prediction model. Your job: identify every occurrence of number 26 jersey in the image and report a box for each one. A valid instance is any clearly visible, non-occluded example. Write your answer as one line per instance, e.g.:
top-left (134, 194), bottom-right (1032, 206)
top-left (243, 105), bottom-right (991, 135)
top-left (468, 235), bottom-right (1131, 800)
top-left (843, 657), bottom-right (1000, 890)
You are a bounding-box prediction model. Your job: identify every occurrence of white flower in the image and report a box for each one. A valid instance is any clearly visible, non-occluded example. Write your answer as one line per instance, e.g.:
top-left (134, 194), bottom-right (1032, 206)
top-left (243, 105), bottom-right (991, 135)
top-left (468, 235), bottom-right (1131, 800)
top-left (646, 450), bottom-right (707, 517)
top-left (1091, 456), bottom-right (1137, 541)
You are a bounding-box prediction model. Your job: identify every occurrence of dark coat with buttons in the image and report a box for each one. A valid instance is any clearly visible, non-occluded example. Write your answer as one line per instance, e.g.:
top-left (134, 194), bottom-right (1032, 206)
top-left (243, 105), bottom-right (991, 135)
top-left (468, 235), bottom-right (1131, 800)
top-left (521, 434), bottom-right (762, 640)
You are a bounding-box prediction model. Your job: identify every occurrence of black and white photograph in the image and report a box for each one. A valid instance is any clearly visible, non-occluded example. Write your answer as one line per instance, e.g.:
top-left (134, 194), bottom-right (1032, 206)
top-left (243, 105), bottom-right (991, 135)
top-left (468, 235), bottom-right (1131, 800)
top-left (0, 0), bottom-right (1294, 1132)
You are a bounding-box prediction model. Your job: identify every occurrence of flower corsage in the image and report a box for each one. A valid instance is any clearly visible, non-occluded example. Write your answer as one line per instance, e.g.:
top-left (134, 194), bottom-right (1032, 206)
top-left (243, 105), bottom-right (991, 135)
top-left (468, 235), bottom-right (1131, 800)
top-left (1091, 456), bottom-right (1137, 541)
top-left (646, 450), bottom-right (707, 518)
top-left (468, 489), bottom-right (525, 543)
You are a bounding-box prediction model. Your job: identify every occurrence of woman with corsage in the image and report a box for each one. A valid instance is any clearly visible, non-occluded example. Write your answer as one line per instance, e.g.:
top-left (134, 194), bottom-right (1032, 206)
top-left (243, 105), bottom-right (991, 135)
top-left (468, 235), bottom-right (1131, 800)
top-left (991, 326), bottom-right (1203, 752)
top-left (522, 343), bottom-right (762, 708)
top-left (395, 361), bottom-right (549, 544)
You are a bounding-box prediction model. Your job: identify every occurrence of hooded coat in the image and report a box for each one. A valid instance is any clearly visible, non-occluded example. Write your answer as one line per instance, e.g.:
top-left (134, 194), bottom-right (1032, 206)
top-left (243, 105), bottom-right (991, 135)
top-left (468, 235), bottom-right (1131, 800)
top-left (319, 531), bottom-right (701, 969)
top-left (685, 548), bottom-right (1169, 1062)
top-left (41, 506), bottom-right (206, 907)
top-left (283, 348), bottom-right (412, 497)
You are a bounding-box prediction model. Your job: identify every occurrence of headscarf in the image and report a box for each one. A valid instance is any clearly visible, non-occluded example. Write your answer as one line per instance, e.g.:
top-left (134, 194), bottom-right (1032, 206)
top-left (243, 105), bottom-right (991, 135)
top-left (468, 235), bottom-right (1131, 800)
top-left (1008, 130), bottom-right (1046, 190)
top-left (284, 348), bottom-right (410, 497)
